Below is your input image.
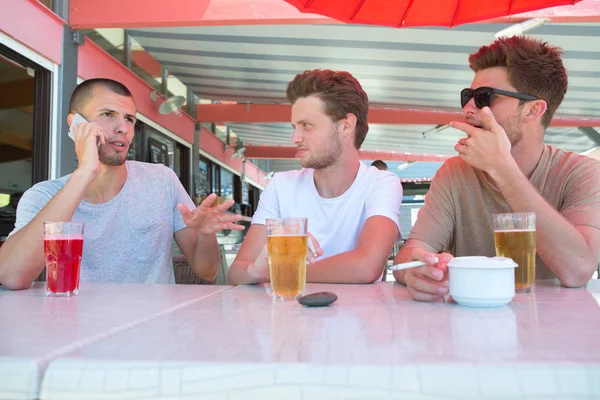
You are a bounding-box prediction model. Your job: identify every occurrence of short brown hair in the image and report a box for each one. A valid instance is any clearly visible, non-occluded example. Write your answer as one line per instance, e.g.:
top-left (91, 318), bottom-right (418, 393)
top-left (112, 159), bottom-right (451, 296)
top-left (468, 36), bottom-right (567, 128)
top-left (286, 69), bottom-right (369, 149)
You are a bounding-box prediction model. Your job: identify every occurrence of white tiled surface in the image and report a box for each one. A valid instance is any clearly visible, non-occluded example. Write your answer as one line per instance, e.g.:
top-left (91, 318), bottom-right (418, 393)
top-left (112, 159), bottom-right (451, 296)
top-left (37, 280), bottom-right (600, 399)
top-left (0, 283), bottom-right (230, 399)
top-left (0, 358), bottom-right (39, 400)
top-left (41, 360), bottom-right (600, 400)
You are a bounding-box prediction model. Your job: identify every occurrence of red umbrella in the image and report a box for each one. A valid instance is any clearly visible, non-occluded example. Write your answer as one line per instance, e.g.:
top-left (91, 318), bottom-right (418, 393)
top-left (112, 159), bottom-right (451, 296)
top-left (283, 0), bottom-right (581, 28)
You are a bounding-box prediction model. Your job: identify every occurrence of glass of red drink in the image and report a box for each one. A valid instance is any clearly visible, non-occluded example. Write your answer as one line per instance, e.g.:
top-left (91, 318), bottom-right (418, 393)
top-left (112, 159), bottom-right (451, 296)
top-left (43, 222), bottom-right (84, 297)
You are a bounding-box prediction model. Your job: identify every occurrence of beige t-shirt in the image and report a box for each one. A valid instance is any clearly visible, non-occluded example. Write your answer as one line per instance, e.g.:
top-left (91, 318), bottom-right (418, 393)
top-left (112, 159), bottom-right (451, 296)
top-left (409, 145), bottom-right (600, 279)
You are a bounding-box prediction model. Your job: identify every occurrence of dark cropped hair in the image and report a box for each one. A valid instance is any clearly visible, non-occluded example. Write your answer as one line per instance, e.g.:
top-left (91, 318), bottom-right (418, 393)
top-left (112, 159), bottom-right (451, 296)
top-left (69, 78), bottom-right (133, 113)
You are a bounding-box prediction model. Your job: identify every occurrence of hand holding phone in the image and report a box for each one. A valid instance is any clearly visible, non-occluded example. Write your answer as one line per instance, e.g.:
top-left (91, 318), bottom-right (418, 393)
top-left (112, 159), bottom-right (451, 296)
top-left (69, 113), bottom-right (101, 149)
top-left (69, 113), bottom-right (104, 178)
top-left (68, 113), bottom-right (88, 141)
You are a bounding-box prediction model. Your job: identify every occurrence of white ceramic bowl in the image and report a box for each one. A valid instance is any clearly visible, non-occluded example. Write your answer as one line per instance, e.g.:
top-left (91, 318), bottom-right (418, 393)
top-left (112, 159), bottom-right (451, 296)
top-left (448, 256), bottom-right (517, 308)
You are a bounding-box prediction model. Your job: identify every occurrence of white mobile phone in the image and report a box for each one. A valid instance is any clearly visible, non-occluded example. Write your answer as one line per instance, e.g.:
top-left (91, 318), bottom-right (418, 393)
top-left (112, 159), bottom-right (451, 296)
top-left (68, 113), bottom-right (88, 141)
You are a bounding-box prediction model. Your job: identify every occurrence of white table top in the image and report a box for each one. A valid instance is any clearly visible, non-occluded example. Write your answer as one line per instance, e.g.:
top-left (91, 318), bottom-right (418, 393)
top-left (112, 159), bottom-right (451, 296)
top-left (0, 283), bottom-right (229, 400)
top-left (33, 280), bottom-right (600, 400)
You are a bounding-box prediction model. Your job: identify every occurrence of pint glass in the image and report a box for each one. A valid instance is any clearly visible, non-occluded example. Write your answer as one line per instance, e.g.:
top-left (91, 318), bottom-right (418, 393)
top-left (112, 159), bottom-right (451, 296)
top-left (493, 213), bottom-right (536, 292)
top-left (266, 218), bottom-right (308, 301)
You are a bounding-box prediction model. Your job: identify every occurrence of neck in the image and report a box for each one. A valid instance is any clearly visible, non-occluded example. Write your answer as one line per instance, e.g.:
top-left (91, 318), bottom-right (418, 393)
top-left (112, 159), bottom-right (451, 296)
top-left (84, 162), bottom-right (128, 204)
top-left (510, 138), bottom-right (545, 179)
top-left (313, 150), bottom-right (361, 198)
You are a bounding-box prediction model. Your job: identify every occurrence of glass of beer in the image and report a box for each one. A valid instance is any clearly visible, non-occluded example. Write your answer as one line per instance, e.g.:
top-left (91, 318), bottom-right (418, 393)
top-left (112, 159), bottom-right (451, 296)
top-left (266, 217), bottom-right (308, 301)
top-left (44, 222), bottom-right (84, 297)
top-left (493, 213), bottom-right (536, 292)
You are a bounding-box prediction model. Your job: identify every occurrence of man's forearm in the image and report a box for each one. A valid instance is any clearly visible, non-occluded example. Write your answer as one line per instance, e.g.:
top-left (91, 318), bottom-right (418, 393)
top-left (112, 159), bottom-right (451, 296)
top-left (0, 170), bottom-right (94, 289)
top-left (307, 249), bottom-right (385, 284)
top-left (391, 245), bottom-right (417, 285)
top-left (226, 260), bottom-right (265, 285)
top-left (190, 232), bottom-right (221, 281)
top-left (229, 251), bottom-right (382, 285)
top-left (491, 161), bottom-right (596, 286)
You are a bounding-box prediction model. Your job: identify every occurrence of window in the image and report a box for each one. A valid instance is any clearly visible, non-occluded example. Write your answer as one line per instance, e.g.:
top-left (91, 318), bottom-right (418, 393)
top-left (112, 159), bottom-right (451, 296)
top-left (146, 127), bottom-right (175, 169)
top-left (0, 44), bottom-right (51, 238)
top-left (0, 194), bottom-right (9, 208)
top-left (175, 142), bottom-right (189, 192)
top-left (220, 168), bottom-right (234, 201)
top-left (174, 145), bottom-right (181, 178)
top-left (211, 164), bottom-right (220, 195)
top-left (126, 121), bottom-right (189, 192)
top-left (196, 157), bottom-right (211, 201)
top-left (0, 54), bottom-right (34, 195)
top-left (241, 181), bottom-right (249, 205)
top-left (126, 125), bottom-right (141, 161)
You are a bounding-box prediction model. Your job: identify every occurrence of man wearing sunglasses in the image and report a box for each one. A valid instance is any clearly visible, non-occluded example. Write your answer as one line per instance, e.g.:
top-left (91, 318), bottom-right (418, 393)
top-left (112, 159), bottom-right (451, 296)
top-left (394, 36), bottom-right (600, 300)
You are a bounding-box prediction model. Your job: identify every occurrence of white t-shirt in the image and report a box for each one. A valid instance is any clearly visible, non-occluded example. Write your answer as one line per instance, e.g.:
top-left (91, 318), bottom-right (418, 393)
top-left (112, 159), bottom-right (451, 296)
top-left (252, 162), bottom-right (403, 260)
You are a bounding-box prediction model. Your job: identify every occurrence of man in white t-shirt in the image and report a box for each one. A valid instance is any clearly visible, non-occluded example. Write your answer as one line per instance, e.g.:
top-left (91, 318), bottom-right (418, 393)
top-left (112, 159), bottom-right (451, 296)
top-left (227, 69), bottom-right (402, 285)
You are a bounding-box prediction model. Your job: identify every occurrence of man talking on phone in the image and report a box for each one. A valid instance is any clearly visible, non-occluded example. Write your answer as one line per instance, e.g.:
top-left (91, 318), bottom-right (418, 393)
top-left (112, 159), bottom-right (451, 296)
top-left (0, 78), bottom-right (242, 289)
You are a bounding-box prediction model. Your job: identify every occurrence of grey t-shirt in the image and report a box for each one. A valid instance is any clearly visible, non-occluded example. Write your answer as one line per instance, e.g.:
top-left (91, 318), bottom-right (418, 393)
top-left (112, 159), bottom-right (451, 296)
top-left (11, 161), bottom-right (195, 284)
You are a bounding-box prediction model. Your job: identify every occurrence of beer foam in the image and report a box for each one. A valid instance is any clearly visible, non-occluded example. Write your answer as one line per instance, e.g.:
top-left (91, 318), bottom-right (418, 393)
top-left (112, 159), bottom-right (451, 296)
top-left (267, 234), bottom-right (308, 237)
top-left (44, 234), bottom-right (84, 240)
top-left (494, 229), bottom-right (535, 232)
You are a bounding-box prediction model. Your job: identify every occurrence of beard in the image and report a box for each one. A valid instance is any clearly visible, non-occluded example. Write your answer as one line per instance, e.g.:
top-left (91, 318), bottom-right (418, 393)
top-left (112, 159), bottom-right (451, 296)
top-left (98, 145), bottom-right (128, 166)
top-left (469, 111), bottom-right (524, 147)
top-left (499, 113), bottom-right (525, 147)
top-left (301, 126), bottom-right (343, 169)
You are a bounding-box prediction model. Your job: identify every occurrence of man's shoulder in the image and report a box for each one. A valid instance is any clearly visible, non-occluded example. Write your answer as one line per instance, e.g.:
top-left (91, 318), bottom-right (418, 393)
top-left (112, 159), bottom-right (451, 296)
top-left (435, 156), bottom-right (477, 178)
top-left (360, 164), bottom-right (401, 186)
top-left (441, 155), bottom-right (470, 169)
top-left (547, 146), bottom-right (600, 171)
top-left (26, 175), bottom-right (70, 196)
top-left (545, 147), bottom-right (600, 191)
top-left (126, 161), bottom-right (176, 184)
top-left (271, 168), bottom-right (313, 186)
top-left (16, 175), bottom-right (70, 212)
top-left (127, 160), bottom-right (171, 175)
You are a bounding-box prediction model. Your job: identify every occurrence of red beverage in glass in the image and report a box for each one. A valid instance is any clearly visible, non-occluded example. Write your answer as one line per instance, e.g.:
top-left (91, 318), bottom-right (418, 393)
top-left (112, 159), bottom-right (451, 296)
top-left (44, 237), bottom-right (83, 295)
top-left (43, 222), bottom-right (85, 297)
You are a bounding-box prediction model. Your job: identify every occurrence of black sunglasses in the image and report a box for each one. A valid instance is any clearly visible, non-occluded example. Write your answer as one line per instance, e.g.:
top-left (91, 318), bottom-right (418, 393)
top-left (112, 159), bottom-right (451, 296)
top-left (460, 87), bottom-right (539, 109)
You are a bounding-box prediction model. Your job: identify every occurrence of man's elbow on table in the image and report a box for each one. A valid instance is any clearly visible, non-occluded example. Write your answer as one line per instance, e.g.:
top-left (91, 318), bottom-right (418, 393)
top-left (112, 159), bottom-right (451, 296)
top-left (0, 237), bottom-right (37, 289)
top-left (557, 263), bottom-right (596, 288)
top-left (194, 263), bottom-right (220, 282)
top-left (0, 267), bottom-right (33, 290)
top-left (226, 263), bottom-right (249, 286)
top-left (350, 254), bottom-right (387, 284)
top-left (359, 271), bottom-right (383, 284)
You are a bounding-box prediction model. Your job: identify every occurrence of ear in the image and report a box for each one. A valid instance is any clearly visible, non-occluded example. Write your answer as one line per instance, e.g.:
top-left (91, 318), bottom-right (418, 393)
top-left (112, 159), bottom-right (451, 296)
top-left (67, 113), bottom-right (74, 125)
top-left (524, 99), bottom-right (547, 122)
top-left (340, 113), bottom-right (357, 139)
